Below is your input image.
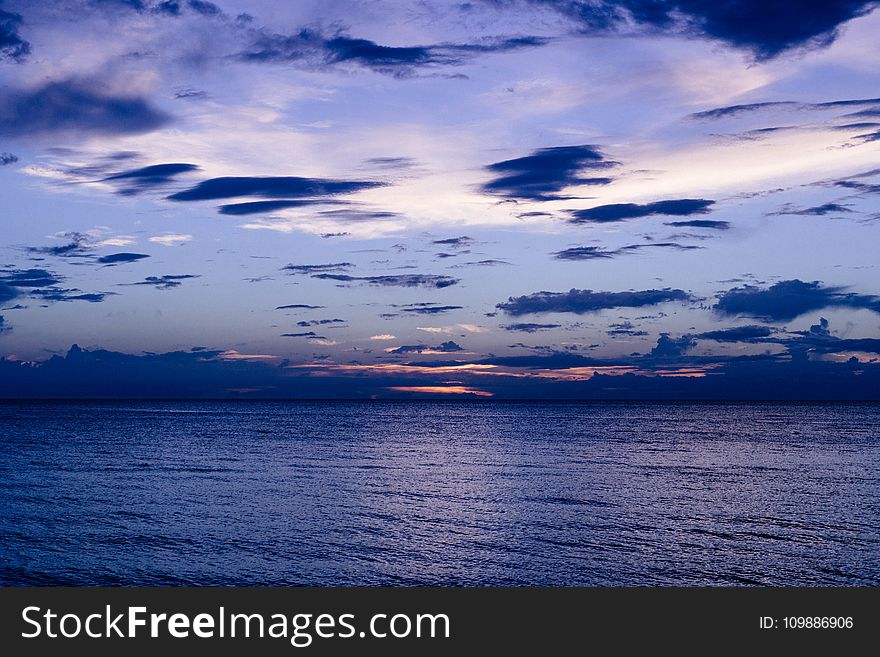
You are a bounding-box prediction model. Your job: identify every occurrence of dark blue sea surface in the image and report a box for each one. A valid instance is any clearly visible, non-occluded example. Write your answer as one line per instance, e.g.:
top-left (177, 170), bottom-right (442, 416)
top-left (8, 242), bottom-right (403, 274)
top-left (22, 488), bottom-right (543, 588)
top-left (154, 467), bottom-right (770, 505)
top-left (0, 401), bottom-right (878, 586)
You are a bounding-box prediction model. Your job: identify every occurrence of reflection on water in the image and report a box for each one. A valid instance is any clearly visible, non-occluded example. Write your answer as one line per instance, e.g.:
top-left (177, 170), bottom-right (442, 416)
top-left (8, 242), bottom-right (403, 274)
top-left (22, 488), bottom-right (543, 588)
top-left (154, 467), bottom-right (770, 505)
top-left (0, 401), bottom-right (878, 585)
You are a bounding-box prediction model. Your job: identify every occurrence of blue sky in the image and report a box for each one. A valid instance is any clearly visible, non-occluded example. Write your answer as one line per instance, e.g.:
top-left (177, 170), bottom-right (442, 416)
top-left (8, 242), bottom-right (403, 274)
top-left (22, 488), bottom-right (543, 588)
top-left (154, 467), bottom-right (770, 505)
top-left (1, 0), bottom-right (880, 398)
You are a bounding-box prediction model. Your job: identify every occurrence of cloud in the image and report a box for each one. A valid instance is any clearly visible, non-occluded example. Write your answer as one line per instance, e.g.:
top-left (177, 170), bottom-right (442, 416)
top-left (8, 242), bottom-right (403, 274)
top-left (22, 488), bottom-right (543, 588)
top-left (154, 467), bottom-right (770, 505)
top-left (664, 219), bottom-right (730, 230)
top-left (502, 322), bottom-right (562, 332)
top-left (696, 325), bottom-right (777, 341)
top-left (770, 202), bottom-right (853, 216)
top-left (238, 28), bottom-right (548, 77)
top-left (123, 274), bottom-right (200, 290)
top-left (172, 86), bottom-right (209, 100)
top-left (26, 232), bottom-right (94, 258)
top-left (313, 209), bottom-right (401, 222)
top-left (537, 1), bottom-right (879, 59)
top-left (365, 157), bottom-right (417, 170)
top-left (283, 262), bottom-right (354, 275)
top-left (0, 79), bottom-right (171, 138)
top-left (103, 163), bottom-right (199, 195)
top-left (649, 333), bottom-right (696, 358)
top-left (451, 259), bottom-right (512, 268)
top-left (569, 199), bottom-right (714, 224)
top-left (0, 314), bottom-right (8, 334)
top-left (282, 331), bottom-right (321, 338)
top-left (481, 145), bottom-right (616, 201)
top-left (149, 234), bottom-right (192, 246)
top-left (497, 287), bottom-right (692, 315)
top-left (97, 252), bottom-right (150, 265)
top-left (296, 319), bottom-right (345, 327)
top-left (0, 152), bottom-right (18, 165)
top-left (370, 334), bottom-right (396, 340)
top-left (168, 176), bottom-right (383, 201)
top-left (0, 5), bottom-right (30, 62)
top-left (432, 236), bottom-right (474, 248)
top-left (0, 283), bottom-right (18, 305)
top-left (691, 96), bottom-right (880, 119)
top-left (0, 268), bottom-right (63, 288)
top-left (400, 304), bottom-right (464, 314)
top-left (217, 199), bottom-right (348, 215)
top-left (276, 304), bottom-right (324, 310)
top-left (186, 0), bottom-right (222, 16)
top-left (714, 279), bottom-right (880, 322)
top-left (786, 317), bottom-right (880, 355)
top-left (2, 340), bottom-right (879, 400)
top-left (388, 340), bottom-right (463, 354)
top-left (607, 321), bottom-right (648, 337)
top-left (313, 273), bottom-right (459, 288)
top-left (30, 289), bottom-right (110, 303)
top-left (553, 242), bottom-right (702, 260)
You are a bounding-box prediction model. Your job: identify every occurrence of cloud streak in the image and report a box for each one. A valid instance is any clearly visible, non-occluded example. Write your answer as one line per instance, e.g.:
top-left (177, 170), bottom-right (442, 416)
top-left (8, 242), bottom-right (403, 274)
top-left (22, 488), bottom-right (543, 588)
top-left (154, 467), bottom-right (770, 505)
top-left (498, 288), bottom-right (692, 315)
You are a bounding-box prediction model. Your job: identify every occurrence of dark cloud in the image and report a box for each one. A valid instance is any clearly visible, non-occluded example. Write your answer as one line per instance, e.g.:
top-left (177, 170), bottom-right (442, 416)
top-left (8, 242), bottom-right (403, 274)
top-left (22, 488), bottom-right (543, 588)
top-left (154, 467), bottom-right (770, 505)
top-left (218, 199), bottom-right (347, 215)
top-left (691, 96), bottom-right (880, 119)
top-left (187, 0), bottom-right (222, 16)
top-left (481, 145), bottom-right (616, 201)
top-left (649, 333), bottom-right (696, 358)
top-left (664, 219), bottom-right (730, 230)
top-left (400, 304), bottom-right (464, 314)
top-left (26, 233), bottom-right (93, 258)
top-left (553, 242), bottom-right (702, 260)
top-left (697, 325), bottom-right (777, 342)
top-left (239, 28), bottom-right (548, 77)
top-left (432, 236), bottom-right (474, 248)
top-left (0, 283), bottom-right (18, 305)
top-left (607, 321), bottom-right (648, 337)
top-left (0, 152), bottom-right (18, 165)
top-left (0, 314), bottom-right (8, 334)
top-left (97, 253), bottom-right (151, 265)
top-left (0, 79), bottom-right (171, 138)
top-left (173, 88), bottom-right (209, 100)
top-left (364, 157), bottom-right (417, 169)
top-left (714, 279), bottom-right (880, 322)
top-left (313, 273), bottom-right (459, 288)
top-left (296, 319), bottom-right (345, 327)
top-left (282, 331), bottom-right (320, 338)
top-left (787, 317), bottom-right (880, 355)
top-left (569, 199), bottom-right (714, 223)
top-left (283, 262), bottom-right (354, 275)
top-left (0, 5), bottom-right (30, 62)
top-left (0, 268), bottom-right (63, 288)
top-left (2, 340), bottom-right (879, 400)
top-left (771, 202), bottom-right (853, 216)
top-left (168, 176), bottom-right (383, 201)
top-left (154, 0), bottom-right (223, 17)
top-left (123, 274), bottom-right (200, 290)
top-left (498, 287), bottom-right (692, 316)
top-left (30, 289), bottom-right (109, 303)
top-left (530, 0), bottom-right (880, 59)
top-left (103, 163), bottom-right (199, 195)
top-left (389, 340), bottom-right (463, 354)
top-left (474, 352), bottom-right (607, 369)
top-left (450, 259), bottom-right (511, 268)
top-left (551, 246), bottom-right (612, 260)
top-left (154, 0), bottom-right (182, 15)
top-left (275, 304), bottom-right (324, 310)
top-left (502, 322), bottom-right (561, 332)
top-left (314, 209), bottom-right (401, 222)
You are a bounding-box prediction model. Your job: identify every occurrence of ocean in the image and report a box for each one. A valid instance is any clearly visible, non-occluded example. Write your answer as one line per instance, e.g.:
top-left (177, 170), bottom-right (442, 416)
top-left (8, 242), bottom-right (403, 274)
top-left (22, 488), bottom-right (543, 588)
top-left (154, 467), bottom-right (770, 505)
top-left (1, 401), bottom-right (878, 586)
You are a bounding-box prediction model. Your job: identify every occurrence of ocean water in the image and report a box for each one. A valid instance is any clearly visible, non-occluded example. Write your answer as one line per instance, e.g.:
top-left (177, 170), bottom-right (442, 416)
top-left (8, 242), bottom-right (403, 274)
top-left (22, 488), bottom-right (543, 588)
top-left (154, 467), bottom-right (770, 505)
top-left (0, 401), bottom-right (878, 586)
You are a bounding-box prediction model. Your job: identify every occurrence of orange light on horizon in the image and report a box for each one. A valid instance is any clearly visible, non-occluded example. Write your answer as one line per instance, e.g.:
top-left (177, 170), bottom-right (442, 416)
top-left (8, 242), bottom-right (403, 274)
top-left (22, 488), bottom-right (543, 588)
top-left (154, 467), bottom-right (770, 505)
top-left (387, 385), bottom-right (494, 397)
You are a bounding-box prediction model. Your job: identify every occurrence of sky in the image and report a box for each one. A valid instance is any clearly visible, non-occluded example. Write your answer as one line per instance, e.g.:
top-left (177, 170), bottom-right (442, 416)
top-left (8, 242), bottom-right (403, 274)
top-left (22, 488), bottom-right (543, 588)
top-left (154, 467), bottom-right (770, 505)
top-left (1, 0), bottom-right (880, 398)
